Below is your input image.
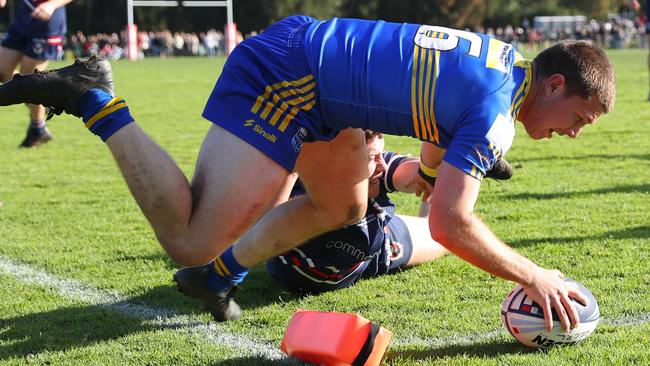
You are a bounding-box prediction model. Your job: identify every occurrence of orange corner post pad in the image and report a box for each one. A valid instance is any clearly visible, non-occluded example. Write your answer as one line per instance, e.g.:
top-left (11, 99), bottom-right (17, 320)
top-left (281, 309), bottom-right (393, 366)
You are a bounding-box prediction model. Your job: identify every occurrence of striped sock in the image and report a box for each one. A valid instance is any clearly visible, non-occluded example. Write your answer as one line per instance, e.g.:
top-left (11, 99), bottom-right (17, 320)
top-left (30, 119), bottom-right (46, 130)
top-left (206, 247), bottom-right (249, 292)
top-left (80, 89), bottom-right (134, 141)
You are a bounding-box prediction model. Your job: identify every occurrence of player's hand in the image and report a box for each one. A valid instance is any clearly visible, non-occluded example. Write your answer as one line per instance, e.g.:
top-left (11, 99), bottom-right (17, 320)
top-left (522, 267), bottom-right (590, 332)
top-left (414, 173), bottom-right (432, 202)
top-left (31, 2), bottom-right (56, 21)
top-left (0, 0), bottom-right (7, 9)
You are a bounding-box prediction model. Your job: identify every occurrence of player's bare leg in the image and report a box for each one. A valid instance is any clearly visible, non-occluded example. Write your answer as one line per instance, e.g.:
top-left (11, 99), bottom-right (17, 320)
top-left (0, 46), bottom-right (22, 82)
top-left (107, 123), bottom-right (289, 266)
top-left (174, 128), bottom-right (370, 321)
top-left (19, 56), bottom-right (52, 147)
top-left (231, 128), bottom-right (369, 267)
top-left (395, 214), bottom-right (448, 267)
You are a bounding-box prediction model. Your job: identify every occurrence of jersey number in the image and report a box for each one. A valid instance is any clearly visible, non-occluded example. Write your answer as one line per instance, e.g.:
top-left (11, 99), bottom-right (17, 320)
top-left (414, 25), bottom-right (482, 57)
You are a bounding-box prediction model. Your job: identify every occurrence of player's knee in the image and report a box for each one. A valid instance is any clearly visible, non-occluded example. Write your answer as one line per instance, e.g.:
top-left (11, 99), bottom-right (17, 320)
top-left (157, 235), bottom-right (226, 267)
top-left (328, 200), bottom-right (367, 227)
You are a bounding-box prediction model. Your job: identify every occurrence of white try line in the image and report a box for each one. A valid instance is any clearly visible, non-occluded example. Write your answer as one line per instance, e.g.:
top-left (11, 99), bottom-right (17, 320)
top-left (0, 256), bottom-right (648, 357)
top-left (0, 256), bottom-right (302, 364)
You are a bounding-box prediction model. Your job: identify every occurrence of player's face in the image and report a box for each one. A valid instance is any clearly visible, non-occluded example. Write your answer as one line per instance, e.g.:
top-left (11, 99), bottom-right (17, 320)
top-left (523, 84), bottom-right (604, 140)
top-left (366, 135), bottom-right (386, 199)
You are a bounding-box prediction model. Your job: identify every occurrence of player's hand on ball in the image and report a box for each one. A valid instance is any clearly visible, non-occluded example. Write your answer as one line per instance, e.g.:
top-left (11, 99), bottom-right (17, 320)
top-left (522, 267), bottom-right (590, 332)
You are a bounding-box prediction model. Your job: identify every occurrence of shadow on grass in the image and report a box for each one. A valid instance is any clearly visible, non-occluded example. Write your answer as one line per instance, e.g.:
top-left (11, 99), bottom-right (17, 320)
top-left (387, 339), bottom-right (538, 362)
top-left (504, 183), bottom-right (650, 201)
top-left (509, 225), bottom-right (650, 248)
top-left (0, 303), bottom-right (154, 360)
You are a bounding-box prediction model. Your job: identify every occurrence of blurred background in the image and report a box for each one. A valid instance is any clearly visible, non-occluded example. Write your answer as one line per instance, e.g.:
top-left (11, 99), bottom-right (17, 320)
top-left (0, 0), bottom-right (647, 60)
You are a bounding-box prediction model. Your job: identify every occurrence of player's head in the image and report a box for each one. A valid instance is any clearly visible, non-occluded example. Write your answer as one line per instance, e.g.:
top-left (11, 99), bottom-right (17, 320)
top-left (365, 130), bottom-right (386, 199)
top-left (520, 40), bottom-right (616, 140)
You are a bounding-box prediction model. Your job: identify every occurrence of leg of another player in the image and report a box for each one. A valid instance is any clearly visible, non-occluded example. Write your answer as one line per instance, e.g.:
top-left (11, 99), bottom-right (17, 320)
top-left (0, 46), bottom-right (22, 82)
top-left (396, 214), bottom-right (448, 267)
top-left (232, 128), bottom-right (370, 267)
top-left (105, 123), bottom-right (289, 266)
top-left (19, 56), bottom-right (51, 146)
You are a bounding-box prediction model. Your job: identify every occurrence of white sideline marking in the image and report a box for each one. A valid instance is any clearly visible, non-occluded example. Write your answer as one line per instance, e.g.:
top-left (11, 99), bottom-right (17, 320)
top-left (1, 256), bottom-right (649, 357)
top-left (0, 257), bottom-right (301, 364)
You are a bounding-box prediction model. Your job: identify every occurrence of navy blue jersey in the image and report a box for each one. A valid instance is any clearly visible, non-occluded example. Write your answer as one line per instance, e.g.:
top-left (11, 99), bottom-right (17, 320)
top-left (12, 0), bottom-right (67, 36)
top-left (304, 18), bottom-right (531, 179)
top-left (267, 151), bottom-right (412, 292)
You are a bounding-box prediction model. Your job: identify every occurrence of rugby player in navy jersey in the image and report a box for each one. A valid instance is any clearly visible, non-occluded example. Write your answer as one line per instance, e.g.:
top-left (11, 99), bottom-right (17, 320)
top-left (0, 0), bottom-right (72, 147)
top-left (264, 131), bottom-right (449, 295)
top-left (0, 16), bottom-right (615, 329)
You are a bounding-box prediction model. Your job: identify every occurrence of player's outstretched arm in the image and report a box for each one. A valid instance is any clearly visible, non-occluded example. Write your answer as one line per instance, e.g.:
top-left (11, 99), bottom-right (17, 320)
top-left (429, 161), bottom-right (589, 332)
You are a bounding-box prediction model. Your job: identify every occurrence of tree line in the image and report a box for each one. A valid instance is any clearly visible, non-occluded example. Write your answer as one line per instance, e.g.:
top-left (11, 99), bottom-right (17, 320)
top-left (0, 0), bottom-right (632, 34)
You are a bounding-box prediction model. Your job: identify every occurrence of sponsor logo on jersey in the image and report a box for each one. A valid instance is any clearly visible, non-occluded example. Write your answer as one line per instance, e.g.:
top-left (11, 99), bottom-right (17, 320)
top-left (291, 127), bottom-right (308, 153)
top-left (243, 119), bottom-right (278, 143)
top-left (486, 38), bottom-right (513, 73)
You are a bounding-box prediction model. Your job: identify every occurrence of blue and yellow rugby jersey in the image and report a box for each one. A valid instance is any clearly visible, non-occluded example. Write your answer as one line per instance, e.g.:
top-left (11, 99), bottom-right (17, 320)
top-left (303, 18), bottom-right (532, 179)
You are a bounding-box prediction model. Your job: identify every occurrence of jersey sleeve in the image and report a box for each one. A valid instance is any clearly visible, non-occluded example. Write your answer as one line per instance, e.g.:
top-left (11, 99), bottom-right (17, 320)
top-left (381, 151), bottom-right (407, 193)
top-left (443, 101), bottom-right (515, 180)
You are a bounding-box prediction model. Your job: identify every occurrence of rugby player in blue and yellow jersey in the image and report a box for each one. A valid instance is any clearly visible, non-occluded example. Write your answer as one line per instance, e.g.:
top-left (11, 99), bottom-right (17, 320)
top-left (0, 16), bottom-right (616, 329)
top-left (0, 0), bottom-right (71, 147)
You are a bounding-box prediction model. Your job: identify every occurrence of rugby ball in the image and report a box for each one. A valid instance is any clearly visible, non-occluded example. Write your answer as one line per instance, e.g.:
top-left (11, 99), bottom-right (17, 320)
top-left (501, 279), bottom-right (599, 348)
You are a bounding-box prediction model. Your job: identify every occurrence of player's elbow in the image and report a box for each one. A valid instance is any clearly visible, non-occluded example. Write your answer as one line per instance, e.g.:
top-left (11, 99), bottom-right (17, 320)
top-left (428, 207), bottom-right (473, 250)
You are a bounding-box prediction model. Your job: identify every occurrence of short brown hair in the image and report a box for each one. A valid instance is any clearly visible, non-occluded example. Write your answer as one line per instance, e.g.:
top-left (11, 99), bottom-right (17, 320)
top-left (364, 130), bottom-right (383, 141)
top-left (533, 40), bottom-right (616, 113)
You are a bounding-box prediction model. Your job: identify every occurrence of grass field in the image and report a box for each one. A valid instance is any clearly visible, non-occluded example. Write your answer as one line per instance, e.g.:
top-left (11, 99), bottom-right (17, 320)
top-left (0, 49), bottom-right (649, 365)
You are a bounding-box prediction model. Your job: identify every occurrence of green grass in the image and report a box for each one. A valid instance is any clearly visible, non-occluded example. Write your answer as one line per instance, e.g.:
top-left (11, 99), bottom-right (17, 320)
top-left (0, 50), bottom-right (649, 365)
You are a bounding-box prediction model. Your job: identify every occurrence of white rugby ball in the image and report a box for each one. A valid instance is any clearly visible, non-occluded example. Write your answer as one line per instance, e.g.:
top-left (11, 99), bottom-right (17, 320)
top-left (501, 279), bottom-right (599, 348)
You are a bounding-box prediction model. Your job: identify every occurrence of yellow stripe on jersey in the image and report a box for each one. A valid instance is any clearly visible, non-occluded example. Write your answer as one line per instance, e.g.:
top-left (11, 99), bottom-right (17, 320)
top-left (422, 50), bottom-right (434, 140)
top-left (488, 142), bottom-right (502, 160)
top-left (510, 58), bottom-right (532, 121)
top-left (430, 50), bottom-right (440, 143)
top-left (417, 47), bottom-right (427, 140)
top-left (250, 74), bottom-right (316, 131)
top-left (470, 165), bottom-right (484, 180)
top-left (411, 45), bottom-right (441, 144)
top-left (411, 46), bottom-right (421, 139)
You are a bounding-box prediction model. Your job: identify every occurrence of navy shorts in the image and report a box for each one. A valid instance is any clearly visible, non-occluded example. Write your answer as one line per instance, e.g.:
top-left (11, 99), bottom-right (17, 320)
top-left (1, 26), bottom-right (63, 60)
top-left (384, 215), bottom-right (414, 271)
top-left (266, 215), bottom-right (414, 294)
top-left (203, 15), bottom-right (336, 172)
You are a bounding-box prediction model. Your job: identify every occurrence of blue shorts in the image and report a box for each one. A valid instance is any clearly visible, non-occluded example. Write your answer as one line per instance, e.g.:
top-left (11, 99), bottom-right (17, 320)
top-left (266, 215), bottom-right (414, 294)
top-left (1, 26), bottom-right (63, 60)
top-left (384, 215), bottom-right (414, 272)
top-left (203, 15), bottom-right (335, 171)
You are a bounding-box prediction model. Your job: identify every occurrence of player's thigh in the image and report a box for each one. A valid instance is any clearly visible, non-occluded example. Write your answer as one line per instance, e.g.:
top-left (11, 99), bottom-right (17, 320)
top-left (0, 46), bottom-right (22, 81)
top-left (396, 214), bottom-right (448, 266)
top-left (19, 55), bottom-right (49, 73)
top-left (191, 124), bottom-right (289, 244)
top-left (296, 128), bottom-right (369, 224)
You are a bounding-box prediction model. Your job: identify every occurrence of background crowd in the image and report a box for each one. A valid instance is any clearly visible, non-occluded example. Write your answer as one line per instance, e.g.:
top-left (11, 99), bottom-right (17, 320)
top-left (59, 14), bottom-right (646, 61)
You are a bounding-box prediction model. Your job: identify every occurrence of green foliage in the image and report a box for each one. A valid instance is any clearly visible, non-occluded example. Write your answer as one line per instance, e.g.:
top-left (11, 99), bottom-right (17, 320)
top-left (0, 49), bottom-right (648, 365)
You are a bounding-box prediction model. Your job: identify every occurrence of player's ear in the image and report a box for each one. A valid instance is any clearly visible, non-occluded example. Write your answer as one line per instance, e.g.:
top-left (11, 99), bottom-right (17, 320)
top-left (546, 74), bottom-right (566, 95)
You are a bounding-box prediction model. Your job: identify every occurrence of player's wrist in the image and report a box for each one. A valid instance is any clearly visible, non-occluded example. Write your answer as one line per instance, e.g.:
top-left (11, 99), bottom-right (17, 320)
top-left (418, 159), bottom-right (437, 187)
